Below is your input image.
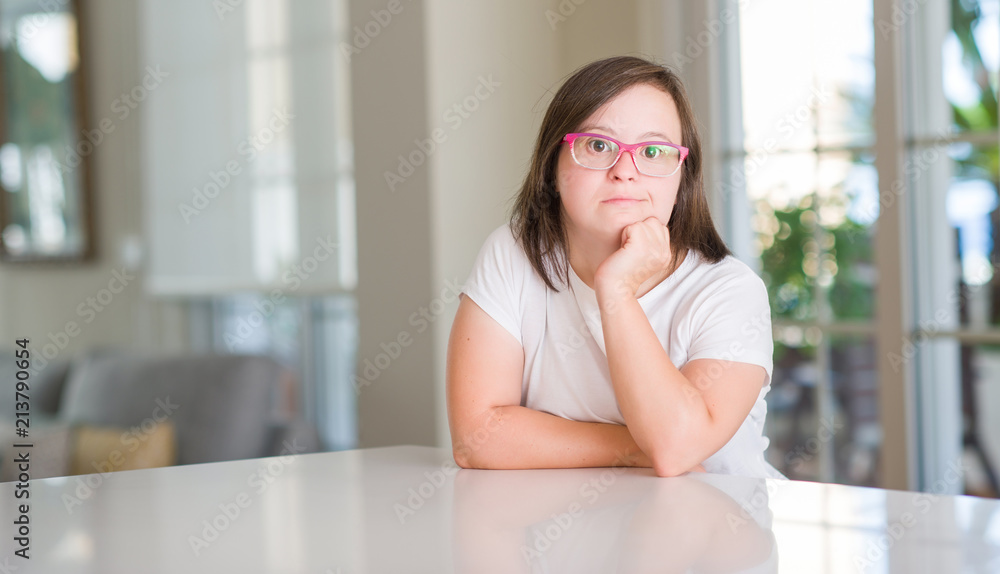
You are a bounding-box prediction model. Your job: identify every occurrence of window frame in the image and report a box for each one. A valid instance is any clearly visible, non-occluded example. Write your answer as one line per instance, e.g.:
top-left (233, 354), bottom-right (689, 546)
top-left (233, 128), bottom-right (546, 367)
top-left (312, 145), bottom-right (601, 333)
top-left (691, 0), bottom-right (998, 491)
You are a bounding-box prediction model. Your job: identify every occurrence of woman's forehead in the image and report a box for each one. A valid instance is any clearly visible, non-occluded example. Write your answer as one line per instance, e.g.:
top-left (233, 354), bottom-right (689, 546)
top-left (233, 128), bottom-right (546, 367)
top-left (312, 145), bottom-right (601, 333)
top-left (578, 84), bottom-right (682, 144)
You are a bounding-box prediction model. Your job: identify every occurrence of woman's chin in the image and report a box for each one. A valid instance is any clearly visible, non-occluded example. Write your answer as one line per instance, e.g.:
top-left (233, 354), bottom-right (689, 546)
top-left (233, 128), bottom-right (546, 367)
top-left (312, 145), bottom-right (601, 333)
top-left (591, 221), bottom-right (634, 241)
top-left (570, 212), bottom-right (659, 242)
top-left (605, 212), bottom-right (651, 229)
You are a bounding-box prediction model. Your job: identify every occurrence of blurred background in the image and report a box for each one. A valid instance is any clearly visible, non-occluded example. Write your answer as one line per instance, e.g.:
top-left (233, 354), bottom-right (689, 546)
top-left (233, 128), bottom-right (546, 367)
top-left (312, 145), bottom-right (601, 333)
top-left (0, 0), bottom-right (996, 499)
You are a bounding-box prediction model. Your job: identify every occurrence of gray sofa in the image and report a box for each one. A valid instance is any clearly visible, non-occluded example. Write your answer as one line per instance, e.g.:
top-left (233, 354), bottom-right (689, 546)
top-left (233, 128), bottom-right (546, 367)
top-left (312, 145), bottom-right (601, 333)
top-left (0, 350), bottom-right (321, 479)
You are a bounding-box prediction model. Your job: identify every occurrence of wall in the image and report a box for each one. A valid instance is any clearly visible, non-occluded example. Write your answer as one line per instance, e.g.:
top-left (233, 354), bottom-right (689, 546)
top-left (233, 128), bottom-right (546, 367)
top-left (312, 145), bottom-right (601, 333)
top-left (349, 0), bottom-right (437, 447)
top-left (424, 0), bottom-right (564, 448)
top-left (0, 0), bottom-right (191, 372)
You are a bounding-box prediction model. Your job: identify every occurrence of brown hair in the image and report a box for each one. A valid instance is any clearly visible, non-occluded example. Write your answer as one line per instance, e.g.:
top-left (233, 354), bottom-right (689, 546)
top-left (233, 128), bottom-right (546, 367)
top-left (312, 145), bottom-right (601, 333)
top-left (510, 55), bottom-right (731, 291)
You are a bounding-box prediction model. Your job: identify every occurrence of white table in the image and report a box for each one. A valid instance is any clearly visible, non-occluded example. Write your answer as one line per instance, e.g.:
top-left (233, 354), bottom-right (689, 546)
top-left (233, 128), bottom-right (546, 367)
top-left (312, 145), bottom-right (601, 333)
top-left (1, 445), bottom-right (998, 572)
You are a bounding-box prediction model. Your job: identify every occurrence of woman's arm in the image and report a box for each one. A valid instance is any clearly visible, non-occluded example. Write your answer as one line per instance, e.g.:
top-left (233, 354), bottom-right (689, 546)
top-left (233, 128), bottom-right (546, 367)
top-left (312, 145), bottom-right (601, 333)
top-left (591, 218), bottom-right (767, 478)
top-left (446, 294), bottom-right (652, 470)
top-left (596, 289), bottom-right (765, 478)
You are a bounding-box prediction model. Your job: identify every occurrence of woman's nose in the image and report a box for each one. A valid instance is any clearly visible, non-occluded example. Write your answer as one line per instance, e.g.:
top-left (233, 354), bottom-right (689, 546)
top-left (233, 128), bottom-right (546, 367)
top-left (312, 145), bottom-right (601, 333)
top-left (609, 149), bottom-right (640, 180)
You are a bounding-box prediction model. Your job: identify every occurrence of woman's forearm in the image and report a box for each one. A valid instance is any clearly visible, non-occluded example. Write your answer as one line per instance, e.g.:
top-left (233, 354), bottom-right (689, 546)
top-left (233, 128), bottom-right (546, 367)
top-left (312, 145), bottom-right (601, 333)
top-left (597, 293), bottom-right (710, 476)
top-left (453, 405), bottom-right (652, 470)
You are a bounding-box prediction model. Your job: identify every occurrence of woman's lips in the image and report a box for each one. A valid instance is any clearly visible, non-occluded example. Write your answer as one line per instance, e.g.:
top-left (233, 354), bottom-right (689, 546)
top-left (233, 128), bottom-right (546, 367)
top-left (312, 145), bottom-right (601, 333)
top-left (602, 197), bottom-right (643, 205)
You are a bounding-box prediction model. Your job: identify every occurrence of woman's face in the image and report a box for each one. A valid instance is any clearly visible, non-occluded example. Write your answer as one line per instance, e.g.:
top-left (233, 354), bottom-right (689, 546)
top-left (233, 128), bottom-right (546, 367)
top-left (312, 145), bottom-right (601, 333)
top-left (555, 83), bottom-right (683, 244)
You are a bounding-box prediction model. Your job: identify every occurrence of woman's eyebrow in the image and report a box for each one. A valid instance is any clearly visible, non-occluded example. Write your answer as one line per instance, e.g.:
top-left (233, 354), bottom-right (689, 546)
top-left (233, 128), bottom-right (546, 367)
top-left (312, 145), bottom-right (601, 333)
top-left (579, 125), bottom-right (678, 144)
top-left (640, 131), bottom-right (674, 142)
top-left (577, 124), bottom-right (613, 135)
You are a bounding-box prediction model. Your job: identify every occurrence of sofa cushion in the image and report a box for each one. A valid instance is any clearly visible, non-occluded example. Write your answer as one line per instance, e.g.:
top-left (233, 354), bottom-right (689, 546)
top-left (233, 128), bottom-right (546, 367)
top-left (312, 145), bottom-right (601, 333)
top-left (71, 421), bottom-right (177, 475)
top-left (0, 351), bottom-right (72, 419)
top-left (60, 353), bottom-right (282, 465)
top-left (0, 419), bottom-right (73, 481)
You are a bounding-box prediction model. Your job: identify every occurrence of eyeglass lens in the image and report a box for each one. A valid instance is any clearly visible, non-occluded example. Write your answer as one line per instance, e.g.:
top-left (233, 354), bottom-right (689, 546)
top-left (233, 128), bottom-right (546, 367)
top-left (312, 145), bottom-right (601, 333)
top-left (572, 135), bottom-right (681, 176)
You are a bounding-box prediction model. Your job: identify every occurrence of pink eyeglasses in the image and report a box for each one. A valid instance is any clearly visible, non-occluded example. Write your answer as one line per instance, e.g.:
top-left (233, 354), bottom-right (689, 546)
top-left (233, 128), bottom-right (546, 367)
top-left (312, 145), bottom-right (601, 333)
top-left (563, 133), bottom-right (689, 177)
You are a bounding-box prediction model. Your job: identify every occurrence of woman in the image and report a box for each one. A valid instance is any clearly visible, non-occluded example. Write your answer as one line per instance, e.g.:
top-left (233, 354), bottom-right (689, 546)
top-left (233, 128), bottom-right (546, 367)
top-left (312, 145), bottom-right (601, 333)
top-left (446, 55), bottom-right (783, 479)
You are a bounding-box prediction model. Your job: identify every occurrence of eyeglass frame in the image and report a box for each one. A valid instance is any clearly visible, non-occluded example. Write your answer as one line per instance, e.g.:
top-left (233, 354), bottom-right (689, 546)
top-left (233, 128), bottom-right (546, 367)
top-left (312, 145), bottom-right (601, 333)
top-left (562, 132), bottom-right (689, 177)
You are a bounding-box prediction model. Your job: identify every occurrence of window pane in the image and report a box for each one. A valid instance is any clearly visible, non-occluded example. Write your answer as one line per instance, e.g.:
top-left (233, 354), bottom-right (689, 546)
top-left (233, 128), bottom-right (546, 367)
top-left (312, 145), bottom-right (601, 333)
top-left (203, 293), bottom-right (359, 451)
top-left (947, 145), bottom-right (1000, 327)
top-left (829, 335), bottom-right (879, 487)
top-left (739, 0), bottom-right (874, 150)
top-left (946, 0), bottom-right (999, 133)
top-left (739, 1), bottom-right (817, 151)
top-left (817, 152), bottom-right (877, 320)
top-left (749, 153), bottom-right (821, 322)
top-left (764, 336), bottom-right (879, 486)
top-left (751, 153), bottom-right (876, 323)
top-left (813, 0), bottom-right (874, 148)
top-left (959, 343), bottom-right (1000, 497)
top-left (736, 0), bottom-right (880, 490)
top-left (757, 196), bottom-right (820, 322)
top-left (765, 340), bottom-right (821, 479)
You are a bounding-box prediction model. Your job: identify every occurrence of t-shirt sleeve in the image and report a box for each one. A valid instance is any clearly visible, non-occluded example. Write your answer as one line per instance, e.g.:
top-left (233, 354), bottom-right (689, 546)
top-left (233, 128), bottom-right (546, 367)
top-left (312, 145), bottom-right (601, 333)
top-left (686, 264), bottom-right (774, 387)
top-left (461, 225), bottom-right (523, 345)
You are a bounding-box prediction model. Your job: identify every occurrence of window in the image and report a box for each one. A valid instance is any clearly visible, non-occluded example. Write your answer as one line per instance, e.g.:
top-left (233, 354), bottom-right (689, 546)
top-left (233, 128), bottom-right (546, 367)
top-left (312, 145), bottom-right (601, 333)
top-left (724, 0), bottom-right (880, 486)
top-left (191, 294), bottom-right (358, 451)
top-left (141, 0), bottom-right (359, 452)
top-left (719, 0), bottom-right (999, 494)
top-left (907, 0), bottom-right (999, 497)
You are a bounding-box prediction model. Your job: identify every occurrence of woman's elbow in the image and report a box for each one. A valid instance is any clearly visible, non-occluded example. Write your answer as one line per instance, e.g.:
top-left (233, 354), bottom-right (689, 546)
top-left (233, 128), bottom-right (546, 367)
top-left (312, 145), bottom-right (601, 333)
top-left (453, 444), bottom-right (504, 469)
top-left (648, 445), bottom-right (704, 477)
top-left (451, 408), bottom-right (508, 469)
top-left (643, 419), bottom-right (708, 477)
top-left (451, 431), bottom-right (494, 469)
top-left (453, 445), bottom-right (476, 469)
top-left (652, 460), bottom-right (688, 478)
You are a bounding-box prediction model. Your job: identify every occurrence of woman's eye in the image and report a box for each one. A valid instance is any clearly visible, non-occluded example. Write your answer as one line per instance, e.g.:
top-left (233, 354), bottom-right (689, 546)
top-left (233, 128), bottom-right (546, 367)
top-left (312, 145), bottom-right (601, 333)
top-left (588, 139), bottom-right (610, 153)
top-left (643, 146), bottom-right (662, 159)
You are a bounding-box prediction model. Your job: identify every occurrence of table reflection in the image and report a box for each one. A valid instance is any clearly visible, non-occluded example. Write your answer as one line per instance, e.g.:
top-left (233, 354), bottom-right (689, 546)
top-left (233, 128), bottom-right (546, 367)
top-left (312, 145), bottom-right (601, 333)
top-left (453, 467), bottom-right (778, 573)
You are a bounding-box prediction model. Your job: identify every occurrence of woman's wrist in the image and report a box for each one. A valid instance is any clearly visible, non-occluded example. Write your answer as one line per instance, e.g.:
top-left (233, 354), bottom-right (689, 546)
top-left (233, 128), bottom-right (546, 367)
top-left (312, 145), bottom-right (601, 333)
top-left (595, 279), bottom-right (640, 317)
top-left (594, 273), bottom-right (638, 301)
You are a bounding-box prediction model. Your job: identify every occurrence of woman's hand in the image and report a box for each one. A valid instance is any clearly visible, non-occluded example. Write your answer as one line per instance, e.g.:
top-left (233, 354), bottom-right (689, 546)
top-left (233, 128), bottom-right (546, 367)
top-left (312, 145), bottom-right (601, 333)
top-left (594, 217), bottom-right (673, 301)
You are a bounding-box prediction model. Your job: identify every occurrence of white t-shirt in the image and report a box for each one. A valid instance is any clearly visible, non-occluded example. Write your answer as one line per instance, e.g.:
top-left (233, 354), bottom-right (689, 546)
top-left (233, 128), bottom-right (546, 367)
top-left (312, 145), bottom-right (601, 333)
top-left (462, 224), bottom-right (785, 479)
